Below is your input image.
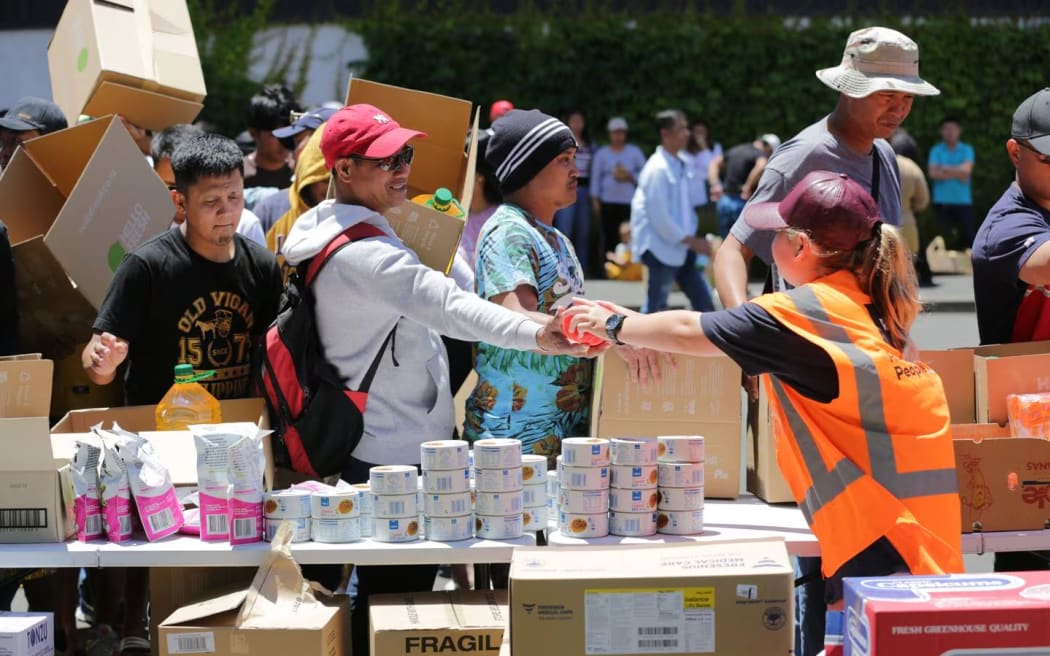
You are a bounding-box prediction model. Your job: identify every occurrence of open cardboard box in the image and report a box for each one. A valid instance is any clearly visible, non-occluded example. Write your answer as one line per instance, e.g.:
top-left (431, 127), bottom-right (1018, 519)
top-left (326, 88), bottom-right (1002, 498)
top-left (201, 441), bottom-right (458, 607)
top-left (0, 356), bottom-right (76, 544)
top-left (0, 115), bottom-right (174, 358)
top-left (920, 348), bottom-right (976, 425)
top-left (48, 0), bottom-right (206, 131)
top-left (50, 398), bottom-right (272, 488)
top-left (345, 76), bottom-right (479, 273)
top-left (953, 422), bottom-right (1050, 533)
top-left (591, 354), bottom-right (743, 498)
top-left (971, 340), bottom-right (1050, 424)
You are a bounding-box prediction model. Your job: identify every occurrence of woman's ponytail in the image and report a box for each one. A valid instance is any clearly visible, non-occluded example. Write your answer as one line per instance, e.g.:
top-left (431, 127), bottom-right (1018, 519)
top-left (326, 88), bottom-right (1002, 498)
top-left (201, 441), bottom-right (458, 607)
top-left (858, 224), bottom-right (921, 352)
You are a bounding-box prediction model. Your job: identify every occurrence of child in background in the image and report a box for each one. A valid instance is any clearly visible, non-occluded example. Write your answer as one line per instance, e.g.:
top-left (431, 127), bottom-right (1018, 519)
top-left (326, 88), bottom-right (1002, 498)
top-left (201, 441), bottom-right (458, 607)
top-left (604, 222), bottom-right (644, 281)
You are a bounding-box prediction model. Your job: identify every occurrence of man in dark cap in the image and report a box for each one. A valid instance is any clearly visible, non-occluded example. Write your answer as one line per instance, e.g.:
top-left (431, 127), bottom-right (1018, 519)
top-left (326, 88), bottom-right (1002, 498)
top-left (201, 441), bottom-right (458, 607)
top-left (0, 96), bottom-right (68, 170)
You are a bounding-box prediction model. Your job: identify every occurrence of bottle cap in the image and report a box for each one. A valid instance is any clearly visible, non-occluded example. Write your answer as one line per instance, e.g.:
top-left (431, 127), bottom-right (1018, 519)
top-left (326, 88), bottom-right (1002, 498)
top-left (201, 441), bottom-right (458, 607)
top-left (432, 187), bottom-right (454, 210)
top-left (174, 363), bottom-right (195, 380)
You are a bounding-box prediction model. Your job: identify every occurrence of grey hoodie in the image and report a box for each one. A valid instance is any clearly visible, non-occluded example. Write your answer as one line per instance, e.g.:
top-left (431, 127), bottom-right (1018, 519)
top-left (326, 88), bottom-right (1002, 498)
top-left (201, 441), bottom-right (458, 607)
top-left (282, 200), bottom-right (542, 466)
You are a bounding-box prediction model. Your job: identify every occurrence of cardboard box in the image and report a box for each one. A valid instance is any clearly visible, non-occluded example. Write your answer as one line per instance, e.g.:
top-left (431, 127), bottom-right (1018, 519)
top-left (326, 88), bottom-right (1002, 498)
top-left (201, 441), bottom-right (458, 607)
top-left (844, 572), bottom-right (1050, 655)
top-left (591, 353), bottom-right (743, 498)
top-left (50, 398), bottom-right (271, 488)
top-left (746, 381), bottom-right (794, 504)
top-left (345, 77), bottom-right (479, 274)
top-left (953, 423), bottom-right (1050, 533)
top-left (159, 524), bottom-right (347, 656)
top-left (0, 116), bottom-right (174, 358)
top-left (0, 356), bottom-right (73, 544)
top-left (0, 612), bottom-right (53, 656)
top-left (510, 539), bottom-right (793, 656)
top-left (371, 590), bottom-right (507, 656)
top-left (48, 0), bottom-right (206, 131)
top-left (149, 567), bottom-right (257, 656)
top-left (0, 356), bottom-right (53, 419)
top-left (0, 416), bottom-right (75, 544)
top-left (921, 349), bottom-right (976, 425)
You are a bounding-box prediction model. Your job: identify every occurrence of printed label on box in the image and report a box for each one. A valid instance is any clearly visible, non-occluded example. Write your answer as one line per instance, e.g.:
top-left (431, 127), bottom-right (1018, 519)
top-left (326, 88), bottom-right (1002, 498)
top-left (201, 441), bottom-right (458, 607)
top-left (166, 631), bottom-right (215, 654)
top-left (583, 588), bottom-right (715, 654)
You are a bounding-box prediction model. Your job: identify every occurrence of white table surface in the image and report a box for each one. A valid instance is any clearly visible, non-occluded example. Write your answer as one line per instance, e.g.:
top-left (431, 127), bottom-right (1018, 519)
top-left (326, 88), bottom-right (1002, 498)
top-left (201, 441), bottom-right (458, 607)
top-left (0, 541), bottom-right (100, 568)
top-left (549, 495), bottom-right (988, 556)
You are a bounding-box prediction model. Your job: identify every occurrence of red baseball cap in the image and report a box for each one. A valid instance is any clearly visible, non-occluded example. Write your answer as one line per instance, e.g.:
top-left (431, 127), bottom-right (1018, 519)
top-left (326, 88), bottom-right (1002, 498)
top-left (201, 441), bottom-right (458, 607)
top-left (743, 171), bottom-right (881, 252)
top-left (489, 99), bottom-right (514, 123)
top-left (320, 104), bottom-right (426, 170)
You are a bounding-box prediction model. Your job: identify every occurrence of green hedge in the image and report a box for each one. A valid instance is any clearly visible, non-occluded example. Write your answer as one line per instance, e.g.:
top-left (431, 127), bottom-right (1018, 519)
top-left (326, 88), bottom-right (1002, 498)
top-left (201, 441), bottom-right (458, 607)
top-left (349, 7), bottom-right (1050, 228)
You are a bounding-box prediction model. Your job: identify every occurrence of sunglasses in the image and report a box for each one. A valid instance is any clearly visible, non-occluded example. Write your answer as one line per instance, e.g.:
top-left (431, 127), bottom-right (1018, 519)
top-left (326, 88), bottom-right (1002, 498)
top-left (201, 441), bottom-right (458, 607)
top-left (351, 145), bottom-right (415, 172)
top-left (1017, 139), bottom-right (1050, 165)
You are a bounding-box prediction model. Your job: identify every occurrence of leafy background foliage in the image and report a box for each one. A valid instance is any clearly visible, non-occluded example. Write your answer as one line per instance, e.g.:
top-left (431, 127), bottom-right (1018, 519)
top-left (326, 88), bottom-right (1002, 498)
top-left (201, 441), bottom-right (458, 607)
top-left (191, 1), bottom-right (1050, 227)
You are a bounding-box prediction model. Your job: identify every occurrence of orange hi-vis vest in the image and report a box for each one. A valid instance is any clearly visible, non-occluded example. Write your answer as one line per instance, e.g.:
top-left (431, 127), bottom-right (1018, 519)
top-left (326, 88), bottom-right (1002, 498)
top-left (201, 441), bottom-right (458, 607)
top-left (751, 270), bottom-right (963, 577)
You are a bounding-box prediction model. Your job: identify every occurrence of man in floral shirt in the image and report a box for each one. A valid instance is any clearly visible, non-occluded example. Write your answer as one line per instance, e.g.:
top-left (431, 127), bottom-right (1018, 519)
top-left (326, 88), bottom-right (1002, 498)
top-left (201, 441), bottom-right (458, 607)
top-left (465, 109), bottom-right (661, 461)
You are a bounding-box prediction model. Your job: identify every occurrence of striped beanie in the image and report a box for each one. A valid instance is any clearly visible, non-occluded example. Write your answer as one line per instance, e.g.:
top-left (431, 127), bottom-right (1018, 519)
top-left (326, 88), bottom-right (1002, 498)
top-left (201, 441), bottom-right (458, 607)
top-left (485, 109), bottom-right (577, 195)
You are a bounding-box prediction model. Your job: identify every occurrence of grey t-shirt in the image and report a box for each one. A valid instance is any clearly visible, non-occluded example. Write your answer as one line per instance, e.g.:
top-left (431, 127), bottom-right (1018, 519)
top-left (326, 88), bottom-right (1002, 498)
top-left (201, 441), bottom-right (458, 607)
top-left (730, 115), bottom-right (902, 266)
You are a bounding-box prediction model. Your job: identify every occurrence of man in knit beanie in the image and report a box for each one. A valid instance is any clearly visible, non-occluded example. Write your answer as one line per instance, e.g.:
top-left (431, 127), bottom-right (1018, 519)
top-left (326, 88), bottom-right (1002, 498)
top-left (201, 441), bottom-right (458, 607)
top-left (465, 109), bottom-right (663, 474)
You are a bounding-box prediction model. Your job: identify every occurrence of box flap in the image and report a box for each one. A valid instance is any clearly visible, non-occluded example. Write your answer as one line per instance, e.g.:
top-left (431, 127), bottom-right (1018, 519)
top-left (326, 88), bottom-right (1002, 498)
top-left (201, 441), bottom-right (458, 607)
top-left (161, 589), bottom-right (248, 627)
top-left (921, 348), bottom-right (975, 424)
top-left (382, 203), bottom-right (464, 274)
top-left (371, 592), bottom-right (459, 632)
top-left (0, 417), bottom-right (54, 470)
top-left (0, 148), bottom-right (66, 245)
top-left (346, 77), bottom-right (473, 199)
top-left (972, 340), bottom-right (1050, 358)
top-left (0, 358), bottom-right (54, 418)
top-left (85, 81), bottom-right (203, 132)
top-left (44, 116), bottom-right (174, 308)
top-left (458, 109), bottom-right (481, 214)
top-left (595, 353), bottom-right (742, 424)
top-left (976, 352), bottom-right (1050, 424)
top-left (13, 237), bottom-right (100, 359)
top-left (52, 398), bottom-right (267, 433)
top-left (23, 116), bottom-right (112, 200)
top-left (451, 589), bottom-right (508, 629)
top-left (511, 539), bottom-right (791, 580)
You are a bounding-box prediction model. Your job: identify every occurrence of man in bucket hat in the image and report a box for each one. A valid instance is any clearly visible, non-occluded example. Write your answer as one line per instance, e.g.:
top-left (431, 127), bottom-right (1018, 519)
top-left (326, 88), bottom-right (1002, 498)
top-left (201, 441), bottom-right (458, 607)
top-left (710, 26), bottom-right (939, 656)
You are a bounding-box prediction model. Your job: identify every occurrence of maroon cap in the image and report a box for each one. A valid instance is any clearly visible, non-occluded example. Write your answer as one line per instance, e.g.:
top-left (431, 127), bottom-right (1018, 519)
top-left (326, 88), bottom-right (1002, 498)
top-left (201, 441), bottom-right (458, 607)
top-left (743, 171), bottom-right (881, 252)
top-left (320, 104), bottom-right (426, 169)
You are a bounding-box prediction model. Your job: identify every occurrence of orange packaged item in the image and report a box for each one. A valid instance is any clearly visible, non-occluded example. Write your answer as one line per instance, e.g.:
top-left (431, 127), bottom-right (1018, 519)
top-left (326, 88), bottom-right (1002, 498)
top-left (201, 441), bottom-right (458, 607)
top-left (156, 364), bottom-right (222, 430)
top-left (1006, 392), bottom-right (1050, 439)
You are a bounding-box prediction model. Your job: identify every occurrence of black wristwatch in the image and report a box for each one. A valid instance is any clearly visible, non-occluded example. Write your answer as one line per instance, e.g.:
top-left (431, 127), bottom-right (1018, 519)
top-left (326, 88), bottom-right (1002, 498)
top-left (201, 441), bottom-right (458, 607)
top-left (605, 314), bottom-right (627, 345)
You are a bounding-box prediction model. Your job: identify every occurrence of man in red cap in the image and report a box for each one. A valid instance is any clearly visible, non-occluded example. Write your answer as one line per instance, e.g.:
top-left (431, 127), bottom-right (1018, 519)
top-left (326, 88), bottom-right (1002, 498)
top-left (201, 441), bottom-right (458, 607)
top-left (280, 103), bottom-right (587, 653)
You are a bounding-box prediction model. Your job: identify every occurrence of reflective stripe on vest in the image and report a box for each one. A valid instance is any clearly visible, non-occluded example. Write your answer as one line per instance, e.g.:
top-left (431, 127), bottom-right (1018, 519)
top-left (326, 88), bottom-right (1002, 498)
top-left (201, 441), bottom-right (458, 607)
top-left (772, 286), bottom-right (957, 522)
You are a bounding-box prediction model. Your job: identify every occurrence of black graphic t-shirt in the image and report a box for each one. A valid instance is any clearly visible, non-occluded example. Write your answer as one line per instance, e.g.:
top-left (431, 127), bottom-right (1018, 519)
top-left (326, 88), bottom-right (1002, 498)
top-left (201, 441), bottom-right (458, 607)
top-left (94, 228), bottom-right (283, 405)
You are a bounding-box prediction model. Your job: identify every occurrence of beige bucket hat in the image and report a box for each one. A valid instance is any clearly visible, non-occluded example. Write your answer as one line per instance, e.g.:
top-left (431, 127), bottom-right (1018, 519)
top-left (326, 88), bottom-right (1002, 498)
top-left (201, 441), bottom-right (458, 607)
top-left (816, 26), bottom-right (939, 98)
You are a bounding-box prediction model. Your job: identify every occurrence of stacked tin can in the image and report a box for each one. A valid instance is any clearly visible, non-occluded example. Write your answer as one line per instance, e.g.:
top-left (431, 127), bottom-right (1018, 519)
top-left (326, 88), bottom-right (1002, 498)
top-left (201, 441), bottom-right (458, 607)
top-left (557, 437), bottom-right (610, 538)
top-left (369, 465), bottom-right (421, 542)
top-left (520, 455), bottom-right (549, 532)
top-left (419, 440), bottom-right (473, 542)
top-left (472, 438), bottom-right (524, 539)
top-left (656, 435), bottom-right (705, 535)
top-left (608, 438), bottom-right (660, 536)
top-left (263, 489), bottom-right (311, 542)
top-left (310, 486), bottom-right (362, 543)
top-left (350, 483), bottom-right (374, 537)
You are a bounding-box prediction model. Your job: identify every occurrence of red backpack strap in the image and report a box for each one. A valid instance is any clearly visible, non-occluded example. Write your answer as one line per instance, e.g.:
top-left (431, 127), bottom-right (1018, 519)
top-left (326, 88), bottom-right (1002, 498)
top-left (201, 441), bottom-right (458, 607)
top-left (304, 223), bottom-right (388, 286)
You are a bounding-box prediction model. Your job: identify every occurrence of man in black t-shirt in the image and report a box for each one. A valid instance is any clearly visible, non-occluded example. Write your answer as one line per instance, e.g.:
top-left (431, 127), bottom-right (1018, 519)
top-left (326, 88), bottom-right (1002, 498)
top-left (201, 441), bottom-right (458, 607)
top-left (708, 134), bottom-right (780, 237)
top-left (83, 133), bottom-right (282, 405)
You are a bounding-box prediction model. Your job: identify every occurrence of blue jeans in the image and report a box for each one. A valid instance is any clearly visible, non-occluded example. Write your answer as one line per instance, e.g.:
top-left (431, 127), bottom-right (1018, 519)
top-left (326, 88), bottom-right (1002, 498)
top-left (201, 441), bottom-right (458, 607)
top-left (640, 250), bottom-right (715, 314)
top-left (795, 556), bottom-right (826, 656)
top-left (554, 184), bottom-right (592, 273)
top-left (716, 193), bottom-right (747, 239)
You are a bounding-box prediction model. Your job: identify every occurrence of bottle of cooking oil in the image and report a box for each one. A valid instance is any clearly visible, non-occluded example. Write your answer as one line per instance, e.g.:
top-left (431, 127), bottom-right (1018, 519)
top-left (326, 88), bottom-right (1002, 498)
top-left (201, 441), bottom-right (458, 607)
top-left (155, 364), bottom-right (222, 430)
top-left (412, 187), bottom-right (465, 218)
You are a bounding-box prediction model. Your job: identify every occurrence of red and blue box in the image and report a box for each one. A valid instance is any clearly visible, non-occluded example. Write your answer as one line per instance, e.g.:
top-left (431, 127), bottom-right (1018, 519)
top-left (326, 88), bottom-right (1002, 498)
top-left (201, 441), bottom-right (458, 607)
top-left (843, 572), bottom-right (1050, 655)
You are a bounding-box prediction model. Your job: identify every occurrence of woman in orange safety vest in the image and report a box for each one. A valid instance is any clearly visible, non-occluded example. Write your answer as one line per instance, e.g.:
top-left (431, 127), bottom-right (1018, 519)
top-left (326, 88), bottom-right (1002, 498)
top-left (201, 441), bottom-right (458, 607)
top-left (565, 170), bottom-right (963, 610)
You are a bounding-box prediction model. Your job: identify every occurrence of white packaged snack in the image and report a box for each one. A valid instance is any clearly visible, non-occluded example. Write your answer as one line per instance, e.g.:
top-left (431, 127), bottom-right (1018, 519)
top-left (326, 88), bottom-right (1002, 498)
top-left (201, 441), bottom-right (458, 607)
top-left (227, 431), bottom-right (267, 544)
top-left (558, 489), bottom-right (610, 514)
top-left (422, 491), bottom-right (472, 518)
top-left (114, 424), bottom-right (184, 541)
top-left (609, 464), bottom-right (659, 490)
top-left (475, 513), bottom-right (523, 540)
top-left (472, 438), bottom-right (522, 469)
top-left (520, 455), bottom-right (548, 484)
top-left (421, 468), bottom-right (471, 494)
top-left (657, 462), bottom-right (705, 488)
top-left (311, 488), bottom-right (360, 519)
top-left (521, 506), bottom-right (547, 532)
top-left (558, 511), bottom-right (609, 538)
top-left (609, 510), bottom-right (658, 537)
top-left (95, 431), bottom-right (133, 543)
top-left (264, 517), bottom-right (311, 542)
top-left (560, 437), bottom-right (610, 467)
top-left (521, 483), bottom-right (546, 508)
top-left (608, 487), bottom-right (659, 513)
top-left (373, 493), bottom-right (417, 518)
top-left (71, 439), bottom-right (103, 541)
top-left (473, 490), bottom-right (523, 516)
top-left (474, 467), bottom-right (524, 493)
top-left (263, 489), bottom-right (312, 519)
top-left (657, 435), bottom-right (705, 463)
top-left (369, 465), bottom-right (418, 494)
top-left (373, 516), bottom-right (421, 542)
top-left (609, 438), bottom-right (659, 466)
top-left (657, 509), bottom-right (705, 535)
top-left (559, 465), bottom-right (609, 491)
top-left (311, 517), bottom-right (361, 543)
top-left (420, 440), bottom-right (470, 470)
top-left (424, 515), bottom-right (473, 542)
top-left (657, 486), bottom-right (705, 511)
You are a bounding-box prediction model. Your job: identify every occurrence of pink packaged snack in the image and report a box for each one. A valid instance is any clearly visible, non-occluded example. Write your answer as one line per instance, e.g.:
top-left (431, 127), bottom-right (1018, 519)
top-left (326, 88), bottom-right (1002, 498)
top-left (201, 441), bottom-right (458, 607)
top-left (189, 425), bottom-right (243, 541)
top-left (93, 428), bottom-right (133, 543)
top-left (71, 440), bottom-right (103, 541)
top-left (114, 425), bottom-right (184, 541)
top-left (227, 432), bottom-right (267, 545)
